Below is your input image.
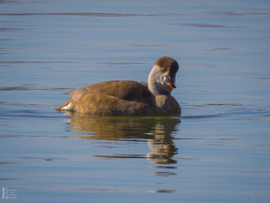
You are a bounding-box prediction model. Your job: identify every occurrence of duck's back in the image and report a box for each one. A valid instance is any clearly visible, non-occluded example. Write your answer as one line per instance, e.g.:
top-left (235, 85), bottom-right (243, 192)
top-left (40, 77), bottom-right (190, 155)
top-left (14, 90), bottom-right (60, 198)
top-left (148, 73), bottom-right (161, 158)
top-left (79, 80), bottom-right (149, 101)
top-left (57, 80), bottom-right (153, 116)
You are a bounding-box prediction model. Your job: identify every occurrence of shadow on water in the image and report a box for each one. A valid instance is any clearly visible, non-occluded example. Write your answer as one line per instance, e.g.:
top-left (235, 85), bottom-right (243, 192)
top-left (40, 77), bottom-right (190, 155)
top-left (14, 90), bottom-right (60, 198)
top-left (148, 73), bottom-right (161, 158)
top-left (64, 113), bottom-right (181, 164)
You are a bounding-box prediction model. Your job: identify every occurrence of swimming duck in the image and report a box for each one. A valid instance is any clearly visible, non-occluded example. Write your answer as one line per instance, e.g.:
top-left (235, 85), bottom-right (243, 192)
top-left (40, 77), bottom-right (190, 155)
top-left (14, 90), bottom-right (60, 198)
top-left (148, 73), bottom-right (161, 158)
top-left (56, 56), bottom-right (181, 116)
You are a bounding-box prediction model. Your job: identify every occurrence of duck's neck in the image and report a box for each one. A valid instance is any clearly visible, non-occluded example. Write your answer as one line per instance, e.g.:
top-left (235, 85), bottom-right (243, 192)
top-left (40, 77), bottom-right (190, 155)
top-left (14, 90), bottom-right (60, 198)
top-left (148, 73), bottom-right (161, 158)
top-left (148, 79), bottom-right (171, 110)
top-left (148, 83), bottom-right (169, 96)
top-left (148, 78), bottom-right (170, 97)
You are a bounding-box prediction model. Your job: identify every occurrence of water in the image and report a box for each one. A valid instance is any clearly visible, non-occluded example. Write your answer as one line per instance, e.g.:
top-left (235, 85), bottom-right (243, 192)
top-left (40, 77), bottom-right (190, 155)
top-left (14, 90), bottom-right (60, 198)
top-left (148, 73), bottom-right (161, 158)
top-left (1, 0), bottom-right (270, 202)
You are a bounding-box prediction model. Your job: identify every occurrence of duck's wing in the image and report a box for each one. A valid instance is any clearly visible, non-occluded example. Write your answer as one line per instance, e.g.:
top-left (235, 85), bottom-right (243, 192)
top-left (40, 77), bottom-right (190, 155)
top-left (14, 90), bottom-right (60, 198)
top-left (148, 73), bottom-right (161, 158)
top-left (70, 80), bottom-right (150, 102)
top-left (69, 86), bottom-right (88, 101)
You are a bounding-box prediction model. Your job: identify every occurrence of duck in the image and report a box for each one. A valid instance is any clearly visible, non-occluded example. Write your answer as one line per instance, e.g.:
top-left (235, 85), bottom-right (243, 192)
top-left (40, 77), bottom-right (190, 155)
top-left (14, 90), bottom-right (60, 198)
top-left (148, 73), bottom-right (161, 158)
top-left (56, 56), bottom-right (181, 116)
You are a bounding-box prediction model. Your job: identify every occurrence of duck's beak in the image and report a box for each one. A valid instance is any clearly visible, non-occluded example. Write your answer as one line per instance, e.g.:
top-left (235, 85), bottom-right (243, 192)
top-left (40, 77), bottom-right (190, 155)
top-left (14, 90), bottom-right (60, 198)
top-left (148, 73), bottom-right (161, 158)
top-left (163, 75), bottom-right (176, 89)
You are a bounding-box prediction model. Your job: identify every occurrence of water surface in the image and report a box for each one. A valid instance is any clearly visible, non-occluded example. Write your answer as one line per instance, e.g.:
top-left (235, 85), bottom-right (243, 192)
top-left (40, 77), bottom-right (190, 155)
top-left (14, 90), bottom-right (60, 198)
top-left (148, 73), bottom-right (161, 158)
top-left (1, 0), bottom-right (270, 202)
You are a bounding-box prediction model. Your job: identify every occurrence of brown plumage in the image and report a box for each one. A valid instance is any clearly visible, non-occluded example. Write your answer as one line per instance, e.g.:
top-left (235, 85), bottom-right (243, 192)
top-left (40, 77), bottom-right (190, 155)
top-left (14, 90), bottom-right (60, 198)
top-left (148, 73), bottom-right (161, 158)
top-left (56, 56), bottom-right (181, 116)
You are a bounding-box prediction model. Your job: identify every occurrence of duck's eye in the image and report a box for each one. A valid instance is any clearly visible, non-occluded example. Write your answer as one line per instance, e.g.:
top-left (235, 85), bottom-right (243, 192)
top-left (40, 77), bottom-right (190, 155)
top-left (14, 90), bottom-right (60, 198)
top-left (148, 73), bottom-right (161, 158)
top-left (161, 66), bottom-right (166, 71)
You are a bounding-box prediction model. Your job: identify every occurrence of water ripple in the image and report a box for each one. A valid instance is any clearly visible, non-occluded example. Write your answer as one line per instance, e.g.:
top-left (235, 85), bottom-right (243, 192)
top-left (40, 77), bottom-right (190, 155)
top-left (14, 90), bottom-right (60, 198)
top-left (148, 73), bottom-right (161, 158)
top-left (182, 103), bottom-right (270, 120)
top-left (0, 12), bottom-right (168, 17)
top-left (168, 23), bottom-right (244, 28)
top-left (0, 84), bottom-right (71, 92)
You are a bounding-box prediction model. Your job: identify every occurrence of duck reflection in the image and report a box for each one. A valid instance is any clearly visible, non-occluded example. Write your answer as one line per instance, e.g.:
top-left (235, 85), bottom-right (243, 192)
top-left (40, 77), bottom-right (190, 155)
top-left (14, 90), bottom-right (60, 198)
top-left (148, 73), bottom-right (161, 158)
top-left (65, 113), bottom-right (180, 164)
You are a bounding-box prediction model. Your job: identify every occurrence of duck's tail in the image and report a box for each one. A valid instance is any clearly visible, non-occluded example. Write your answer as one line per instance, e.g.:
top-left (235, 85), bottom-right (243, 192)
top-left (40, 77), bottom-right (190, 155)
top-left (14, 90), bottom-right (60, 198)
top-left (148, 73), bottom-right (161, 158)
top-left (56, 99), bottom-right (75, 111)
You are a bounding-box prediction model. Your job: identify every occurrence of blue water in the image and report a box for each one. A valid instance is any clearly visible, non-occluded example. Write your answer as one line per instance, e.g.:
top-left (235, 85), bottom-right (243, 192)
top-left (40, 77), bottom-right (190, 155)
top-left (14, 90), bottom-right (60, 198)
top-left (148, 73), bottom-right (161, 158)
top-left (1, 0), bottom-right (270, 202)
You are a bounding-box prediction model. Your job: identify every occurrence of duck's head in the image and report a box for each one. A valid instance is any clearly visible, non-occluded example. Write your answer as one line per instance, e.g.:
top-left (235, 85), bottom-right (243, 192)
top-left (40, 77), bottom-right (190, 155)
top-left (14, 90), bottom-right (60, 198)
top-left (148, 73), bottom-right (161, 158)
top-left (148, 56), bottom-right (179, 94)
